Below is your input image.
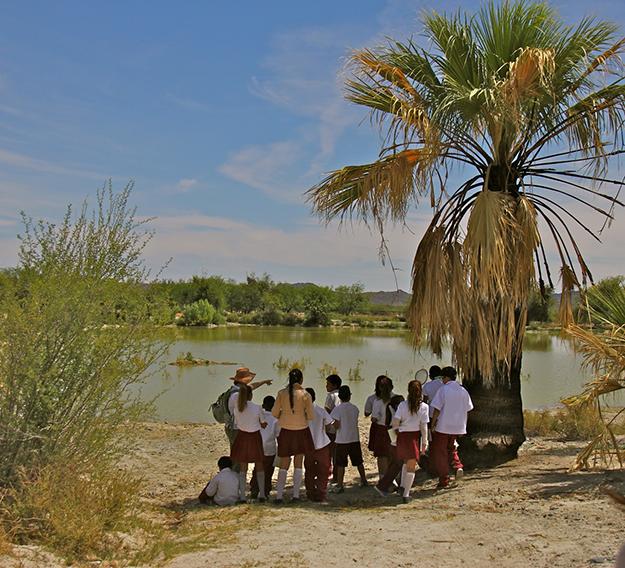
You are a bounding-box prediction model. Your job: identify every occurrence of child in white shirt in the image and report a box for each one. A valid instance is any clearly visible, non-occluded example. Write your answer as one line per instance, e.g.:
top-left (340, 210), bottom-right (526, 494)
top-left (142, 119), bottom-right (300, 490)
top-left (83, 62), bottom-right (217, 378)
top-left (250, 395), bottom-right (279, 499)
top-left (304, 387), bottom-right (334, 503)
top-left (330, 385), bottom-right (368, 492)
top-left (199, 456), bottom-right (239, 506)
top-left (392, 380), bottom-right (429, 503)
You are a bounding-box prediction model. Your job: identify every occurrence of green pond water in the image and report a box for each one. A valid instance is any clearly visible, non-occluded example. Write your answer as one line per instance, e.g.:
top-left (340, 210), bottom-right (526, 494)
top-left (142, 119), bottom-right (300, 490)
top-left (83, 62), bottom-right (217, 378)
top-left (140, 326), bottom-right (595, 423)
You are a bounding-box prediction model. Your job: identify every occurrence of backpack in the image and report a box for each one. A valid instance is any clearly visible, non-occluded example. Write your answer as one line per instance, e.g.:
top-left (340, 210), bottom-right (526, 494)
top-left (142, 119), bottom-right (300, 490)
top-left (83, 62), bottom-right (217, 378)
top-left (211, 387), bottom-right (235, 424)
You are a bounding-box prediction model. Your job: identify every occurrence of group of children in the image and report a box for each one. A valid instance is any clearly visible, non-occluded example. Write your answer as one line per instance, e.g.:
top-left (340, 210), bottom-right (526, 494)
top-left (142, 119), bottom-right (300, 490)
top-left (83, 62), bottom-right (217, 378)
top-left (200, 364), bottom-right (473, 506)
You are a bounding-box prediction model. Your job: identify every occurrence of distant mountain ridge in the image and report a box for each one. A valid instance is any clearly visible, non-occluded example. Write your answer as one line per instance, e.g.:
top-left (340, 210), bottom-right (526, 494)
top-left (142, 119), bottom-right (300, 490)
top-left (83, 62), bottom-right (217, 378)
top-left (365, 290), bottom-right (411, 306)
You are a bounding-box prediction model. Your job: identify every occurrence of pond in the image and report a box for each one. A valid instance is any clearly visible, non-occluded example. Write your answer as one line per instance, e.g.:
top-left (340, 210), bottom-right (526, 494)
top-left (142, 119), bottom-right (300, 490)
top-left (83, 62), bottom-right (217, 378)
top-left (138, 326), bottom-right (594, 423)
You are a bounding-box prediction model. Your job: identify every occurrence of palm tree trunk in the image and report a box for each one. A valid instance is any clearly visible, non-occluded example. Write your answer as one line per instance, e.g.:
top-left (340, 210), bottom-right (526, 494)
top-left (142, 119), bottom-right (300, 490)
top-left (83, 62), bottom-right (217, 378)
top-left (459, 351), bottom-right (526, 468)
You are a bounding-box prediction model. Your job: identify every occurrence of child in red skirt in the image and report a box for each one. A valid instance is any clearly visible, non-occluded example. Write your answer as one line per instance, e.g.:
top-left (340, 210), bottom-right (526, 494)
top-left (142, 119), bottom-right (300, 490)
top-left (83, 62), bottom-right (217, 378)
top-left (304, 387), bottom-right (334, 503)
top-left (375, 394), bottom-right (405, 496)
top-left (272, 368), bottom-right (315, 503)
top-left (330, 385), bottom-right (368, 492)
top-left (391, 380), bottom-right (429, 503)
top-left (230, 384), bottom-right (268, 502)
top-left (368, 375), bottom-right (394, 482)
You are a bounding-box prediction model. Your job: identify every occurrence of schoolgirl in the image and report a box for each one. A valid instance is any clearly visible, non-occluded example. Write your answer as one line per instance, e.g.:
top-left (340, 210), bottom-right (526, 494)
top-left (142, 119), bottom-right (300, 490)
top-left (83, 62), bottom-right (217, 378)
top-left (230, 384), bottom-right (268, 502)
top-left (271, 368), bottom-right (315, 503)
top-left (375, 394), bottom-right (405, 496)
top-left (392, 380), bottom-right (429, 503)
top-left (368, 375), bottom-right (394, 480)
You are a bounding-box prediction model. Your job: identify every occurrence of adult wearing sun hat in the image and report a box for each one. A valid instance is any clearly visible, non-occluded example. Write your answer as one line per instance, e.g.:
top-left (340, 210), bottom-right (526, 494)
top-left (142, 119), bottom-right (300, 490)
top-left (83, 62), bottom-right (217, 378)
top-left (225, 367), bottom-right (272, 448)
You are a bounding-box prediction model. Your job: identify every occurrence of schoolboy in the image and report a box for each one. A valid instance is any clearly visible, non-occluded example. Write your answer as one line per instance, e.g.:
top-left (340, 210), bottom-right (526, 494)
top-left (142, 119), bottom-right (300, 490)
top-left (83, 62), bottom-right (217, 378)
top-left (430, 366), bottom-right (473, 489)
top-left (330, 385), bottom-right (368, 492)
top-left (324, 374), bottom-right (342, 482)
top-left (199, 456), bottom-right (239, 506)
top-left (250, 395), bottom-right (279, 499)
top-left (304, 387), bottom-right (334, 503)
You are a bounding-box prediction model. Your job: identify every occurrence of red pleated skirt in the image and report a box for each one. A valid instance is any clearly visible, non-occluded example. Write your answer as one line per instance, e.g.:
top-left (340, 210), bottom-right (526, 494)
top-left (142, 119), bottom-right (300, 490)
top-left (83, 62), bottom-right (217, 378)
top-left (368, 423), bottom-right (392, 457)
top-left (231, 429), bottom-right (264, 463)
top-left (277, 427), bottom-right (314, 458)
top-left (396, 431), bottom-right (421, 462)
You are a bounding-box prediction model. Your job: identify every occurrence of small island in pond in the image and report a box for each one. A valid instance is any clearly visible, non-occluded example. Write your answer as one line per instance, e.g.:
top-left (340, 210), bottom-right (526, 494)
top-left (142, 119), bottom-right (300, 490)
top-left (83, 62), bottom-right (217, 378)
top-left (169, 352), bottom-right (238, 367)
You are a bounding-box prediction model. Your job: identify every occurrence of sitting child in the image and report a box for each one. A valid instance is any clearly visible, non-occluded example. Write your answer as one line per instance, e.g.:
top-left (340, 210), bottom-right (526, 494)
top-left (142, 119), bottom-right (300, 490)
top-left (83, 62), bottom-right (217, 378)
top-left (199, 456), bottom-right (239, 506)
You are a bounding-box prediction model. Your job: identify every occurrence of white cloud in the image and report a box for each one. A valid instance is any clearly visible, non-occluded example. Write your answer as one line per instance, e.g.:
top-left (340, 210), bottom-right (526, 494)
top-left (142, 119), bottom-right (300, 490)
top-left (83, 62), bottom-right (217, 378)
top-left (0, 148), bottom-right (105, 180)
top-left (218, 141), bottom-right (306, 202)
top-left (175, 178), bottom-right (198, 192)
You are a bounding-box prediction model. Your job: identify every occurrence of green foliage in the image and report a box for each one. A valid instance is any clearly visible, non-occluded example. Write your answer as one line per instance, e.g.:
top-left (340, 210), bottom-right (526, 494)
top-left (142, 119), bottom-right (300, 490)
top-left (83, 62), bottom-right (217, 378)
top-left (527, 286), bottom-right (553, 323)
top-left (180, 299), bottom-right (218, 326)
top-left (585, 276), bottom-right (625, 325)
top-left (303, 285), bottom-right (333, 326)
top-left (334, 283), bottom-right (368, 315)
top-left (523, 405), bottom-right (618, 440)
top-left (0, 184), bottom-right (165, 483)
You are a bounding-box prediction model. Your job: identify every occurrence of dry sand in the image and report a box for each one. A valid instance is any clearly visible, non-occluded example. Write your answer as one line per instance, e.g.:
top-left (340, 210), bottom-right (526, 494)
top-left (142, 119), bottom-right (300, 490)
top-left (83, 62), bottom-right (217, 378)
top-left (3, 420), bottom-right (625, 567)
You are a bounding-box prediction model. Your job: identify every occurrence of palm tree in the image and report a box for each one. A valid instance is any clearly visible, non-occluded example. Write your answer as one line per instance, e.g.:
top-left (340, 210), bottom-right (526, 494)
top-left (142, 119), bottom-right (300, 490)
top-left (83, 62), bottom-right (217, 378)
top-left (306, 0), bottom-right (625, 466)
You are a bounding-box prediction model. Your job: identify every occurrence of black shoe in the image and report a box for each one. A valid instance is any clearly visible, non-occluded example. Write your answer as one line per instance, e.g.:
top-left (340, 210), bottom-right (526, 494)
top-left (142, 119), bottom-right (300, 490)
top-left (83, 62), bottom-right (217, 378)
top-left (402, 496), bottom-right (412, 504)
top-left (273, 498), bottom-right (283, 504)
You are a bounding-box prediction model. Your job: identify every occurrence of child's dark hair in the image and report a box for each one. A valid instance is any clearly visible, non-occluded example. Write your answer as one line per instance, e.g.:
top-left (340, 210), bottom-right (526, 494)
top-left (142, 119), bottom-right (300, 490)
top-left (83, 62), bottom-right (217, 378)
top-left (288, 368), bottom-right (304, 409)
top-left (429, 365), bottom-right (442, 379)
top-left (407, 380), bottom-right (423, 414)
top-left (377, 375), bottom-right (393, 403)
top-left (262, 395), bottom-right (275, 411)
top-left (217, 456), bottom-right (233, 470)
top-left (326, 374), bottom-right (342, 388)
top-left (306, 387), bottom-right (316, 402)
top-left (386, 394), bottom-right (405, 427)
top-left (237, 384), bottom-right (252, 412)
top-left (441, 366), bottom-right (457, 380)
top-left (338, 385), bottom-right (351, 402)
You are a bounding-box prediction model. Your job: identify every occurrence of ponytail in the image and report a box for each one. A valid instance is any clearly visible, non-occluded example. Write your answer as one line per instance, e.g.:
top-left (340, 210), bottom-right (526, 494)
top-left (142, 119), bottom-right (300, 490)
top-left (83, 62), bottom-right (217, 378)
top-left (377, 375), bottom-right (392, 403)
top-left (237, 384), bottom-right (252, 413)
top-left (407, 380), bottom-right (422, 415)
top-left (287, 368), bottom-right (303, 410)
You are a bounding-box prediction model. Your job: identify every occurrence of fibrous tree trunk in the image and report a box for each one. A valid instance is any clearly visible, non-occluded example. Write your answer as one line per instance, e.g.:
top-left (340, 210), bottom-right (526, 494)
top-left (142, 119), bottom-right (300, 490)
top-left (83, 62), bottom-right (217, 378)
top-left (459, 351), bottom-right (525, 468)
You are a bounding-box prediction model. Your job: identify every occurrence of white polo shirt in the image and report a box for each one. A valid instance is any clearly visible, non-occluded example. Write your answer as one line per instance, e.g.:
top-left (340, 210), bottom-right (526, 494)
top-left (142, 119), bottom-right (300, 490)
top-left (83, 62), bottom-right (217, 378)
top-left (423, 379), bottom-right (444, 417)
top-left (324, 390), bottom-right (340, 434)
top-left (204, 467), bottom-right (239, 506)
top-left (308, 404), bottom-right (333, 450)
top-left (232, 401), bottom-right (264, 433)
top-left (260, 410), bottom-right (279, 456)
top-left (330, 401), bottom-right (360, 444)
top-left (430, 381), bottom-right (474, 435)
top-left (393, 401), bottom-right (429, 432)
top-left (371, 396), bottom-right (391, 425)
top-left (364, 393), bottom-right (377, 416)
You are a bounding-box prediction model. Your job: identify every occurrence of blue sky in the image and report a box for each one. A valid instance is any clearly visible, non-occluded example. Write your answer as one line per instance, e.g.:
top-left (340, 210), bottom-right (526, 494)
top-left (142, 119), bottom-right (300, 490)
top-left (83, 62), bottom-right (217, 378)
top-left (0, 0), bottom-right (624, 289)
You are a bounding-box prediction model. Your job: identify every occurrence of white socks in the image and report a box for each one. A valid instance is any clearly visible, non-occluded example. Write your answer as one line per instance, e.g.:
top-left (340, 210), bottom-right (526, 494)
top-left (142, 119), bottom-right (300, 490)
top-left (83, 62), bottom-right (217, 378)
top-left (276, 468), bottom-right (288, 499)
top-left (402, 472), bottom-right (415, 498)
top-left (256, 471), bottom-right (266, 499)
top-left (238, 471), bottom-right (247, 500)
top-left (400, 464), bottom-right (407, 487)
top-left (292, 468), bottom-right (303, 499)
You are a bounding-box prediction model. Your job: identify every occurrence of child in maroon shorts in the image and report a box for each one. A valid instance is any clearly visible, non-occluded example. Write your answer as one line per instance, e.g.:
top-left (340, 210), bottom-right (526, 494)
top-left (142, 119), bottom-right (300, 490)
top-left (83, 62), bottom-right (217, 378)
top-left (304, 387), bottom-right (334, 503)
top-left (330, 385), bottom-right (368, 492)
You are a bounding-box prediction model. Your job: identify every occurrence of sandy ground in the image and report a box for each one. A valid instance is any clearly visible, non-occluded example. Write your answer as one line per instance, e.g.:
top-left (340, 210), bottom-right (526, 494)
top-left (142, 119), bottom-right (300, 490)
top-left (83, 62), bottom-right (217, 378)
top-left (3, 420), bottom-right (625, 568)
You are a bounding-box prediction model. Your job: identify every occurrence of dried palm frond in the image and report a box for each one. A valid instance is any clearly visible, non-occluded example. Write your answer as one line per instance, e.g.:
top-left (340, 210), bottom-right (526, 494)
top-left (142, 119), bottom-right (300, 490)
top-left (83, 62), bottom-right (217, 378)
top-left (564, 323), bottom-right (625, 470)
top-left (559, 266), bottom-right (580, 329)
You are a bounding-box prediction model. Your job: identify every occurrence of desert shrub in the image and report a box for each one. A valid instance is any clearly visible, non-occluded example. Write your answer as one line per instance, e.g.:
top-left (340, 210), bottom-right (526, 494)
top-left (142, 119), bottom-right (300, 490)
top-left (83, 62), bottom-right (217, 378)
top-left (0, 184), bottom-right (166, 559)
top-left (1, 459), bottom-right (140, 562)
top-left (348, 360), bottom-right (365, 382)
top-left (282, 312), bottom-right (303, 326)
top-left (523, 405), bottom-right (605, 440)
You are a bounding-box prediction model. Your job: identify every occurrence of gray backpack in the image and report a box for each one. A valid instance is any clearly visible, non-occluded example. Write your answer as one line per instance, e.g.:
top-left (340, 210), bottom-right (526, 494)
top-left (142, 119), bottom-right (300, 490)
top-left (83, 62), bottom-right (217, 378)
top-left (211, 387), bottom-right (235, 424)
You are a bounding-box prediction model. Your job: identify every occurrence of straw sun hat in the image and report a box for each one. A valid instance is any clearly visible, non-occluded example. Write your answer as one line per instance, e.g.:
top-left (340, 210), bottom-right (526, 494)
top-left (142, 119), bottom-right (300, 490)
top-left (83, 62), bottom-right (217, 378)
top-left (229, 367), bottom-right (256, 384)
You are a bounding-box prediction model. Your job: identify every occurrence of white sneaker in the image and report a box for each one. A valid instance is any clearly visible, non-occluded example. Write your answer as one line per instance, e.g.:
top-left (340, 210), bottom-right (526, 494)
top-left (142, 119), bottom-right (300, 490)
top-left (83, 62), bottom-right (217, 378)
top-left (455, 468), bottom-right (464, 481)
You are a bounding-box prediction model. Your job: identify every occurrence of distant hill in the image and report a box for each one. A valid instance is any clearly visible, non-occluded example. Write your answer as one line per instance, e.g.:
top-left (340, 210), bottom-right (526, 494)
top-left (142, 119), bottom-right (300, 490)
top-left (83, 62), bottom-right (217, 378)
top-left (365, 290), bottom-right (411, 306)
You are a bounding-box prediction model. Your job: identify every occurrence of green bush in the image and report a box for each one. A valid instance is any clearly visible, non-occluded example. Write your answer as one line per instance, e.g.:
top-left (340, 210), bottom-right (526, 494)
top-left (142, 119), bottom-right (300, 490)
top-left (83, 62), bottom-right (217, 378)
top-left (180, 299), bottom-right (217, 326)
